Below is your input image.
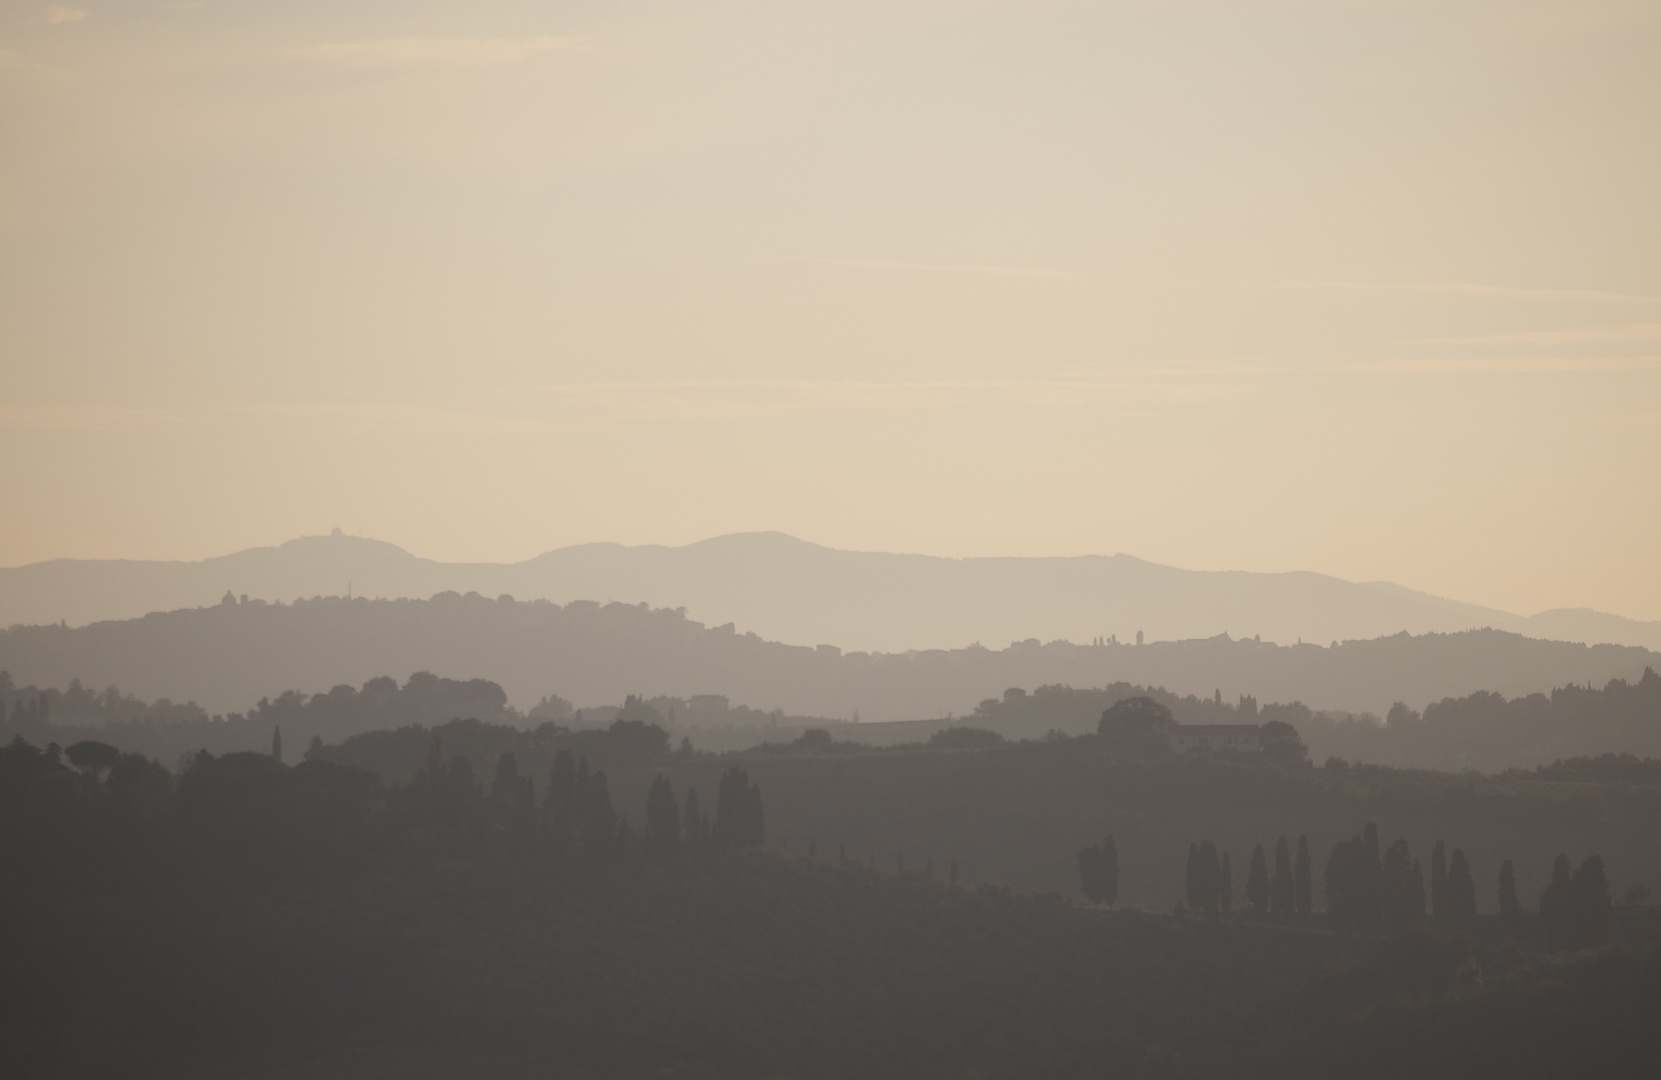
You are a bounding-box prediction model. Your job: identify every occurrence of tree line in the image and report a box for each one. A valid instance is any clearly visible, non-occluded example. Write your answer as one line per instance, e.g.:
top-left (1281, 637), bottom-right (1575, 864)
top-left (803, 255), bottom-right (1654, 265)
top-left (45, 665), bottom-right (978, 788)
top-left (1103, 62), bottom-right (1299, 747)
top-left (1146, 821), bottom-right (1616, 947)
top-left (1306, 665), bottom-right (1661, 771)
top-left (2, 729), bottom-right (767, 888)
top-left (387, 729), bottom-right (767, 864)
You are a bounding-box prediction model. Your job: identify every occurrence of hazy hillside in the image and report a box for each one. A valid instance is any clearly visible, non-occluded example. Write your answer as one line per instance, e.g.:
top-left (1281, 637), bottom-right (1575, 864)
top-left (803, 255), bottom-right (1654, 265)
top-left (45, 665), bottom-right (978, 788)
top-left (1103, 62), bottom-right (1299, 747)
top-left (9, 725), bottom-right (1660, 1080)
top-left (2, 592), bottom-right (1656, 723)
top-left (6, 532), bottom-right (1659, 653)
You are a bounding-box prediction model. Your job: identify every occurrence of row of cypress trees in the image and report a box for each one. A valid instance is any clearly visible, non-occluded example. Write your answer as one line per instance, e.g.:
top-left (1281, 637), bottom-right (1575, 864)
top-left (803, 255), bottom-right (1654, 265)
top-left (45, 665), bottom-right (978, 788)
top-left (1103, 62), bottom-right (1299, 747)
top-left (1178, 823), bottom-right (1614, 942)
top-left (1077, 836), bottom-right (1120, 906)
top-left (1538, 853), bottom-right (1613, 946)
top-left (1176, 827), bottom-right (1482, 927)
top-left (1183, 836), bottom-right (1314, 917)
top-left (409, 734), bottom-right (765, 862)
top-left (641, 765), bottom-right (766, 858)
top-left (1325, 825), bottom-right (1451, 926)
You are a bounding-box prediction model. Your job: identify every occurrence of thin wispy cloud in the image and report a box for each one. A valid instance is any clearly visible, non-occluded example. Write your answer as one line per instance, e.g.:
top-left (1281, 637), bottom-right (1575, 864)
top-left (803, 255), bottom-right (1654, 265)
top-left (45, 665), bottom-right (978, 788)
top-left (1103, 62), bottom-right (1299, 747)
top-left (531, 379), bottom-right (1245, 425)
top-left (246, 403), bottom-right (544, 434)
top-left (1345, 355), bottom-right (1661, 375)
top-left (1063, 353), bottom-right (1661, 379)
top-left (0, 405), bottom-right (191, 432)
top-left (293, 36), bottom-right (586, 71)
top-left (1263, 280), bottom-right (1661, 307)
top-left (1430, 323), bottom-right (1661, 346)
top-left (781, 256), bottom-right (1091, 282)
top-left (0, 403), bottom-right (547, 434)
top-left (33, 5), bottom-right (89, 24)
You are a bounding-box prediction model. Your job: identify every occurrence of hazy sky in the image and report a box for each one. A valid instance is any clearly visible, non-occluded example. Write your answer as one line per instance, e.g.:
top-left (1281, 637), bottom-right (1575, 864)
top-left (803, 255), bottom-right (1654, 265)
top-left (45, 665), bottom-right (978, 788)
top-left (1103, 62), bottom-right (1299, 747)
top-left (3, 1), bottom-right (1659, 620)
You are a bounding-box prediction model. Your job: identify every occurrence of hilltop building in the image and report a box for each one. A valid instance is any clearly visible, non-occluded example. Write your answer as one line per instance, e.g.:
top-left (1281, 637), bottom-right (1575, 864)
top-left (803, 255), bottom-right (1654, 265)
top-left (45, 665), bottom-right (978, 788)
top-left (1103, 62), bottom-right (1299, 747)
top-left (1164, 723), bottom-right (1262, 754)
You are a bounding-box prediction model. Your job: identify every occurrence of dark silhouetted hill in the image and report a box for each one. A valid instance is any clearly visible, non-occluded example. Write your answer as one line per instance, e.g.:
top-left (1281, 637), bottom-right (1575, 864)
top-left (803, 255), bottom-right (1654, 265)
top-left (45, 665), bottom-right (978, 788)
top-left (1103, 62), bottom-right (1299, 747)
top-left (5, 729), bottom-right (1658, 1080)
top-left (293, 711), bottom-right (1661, 913)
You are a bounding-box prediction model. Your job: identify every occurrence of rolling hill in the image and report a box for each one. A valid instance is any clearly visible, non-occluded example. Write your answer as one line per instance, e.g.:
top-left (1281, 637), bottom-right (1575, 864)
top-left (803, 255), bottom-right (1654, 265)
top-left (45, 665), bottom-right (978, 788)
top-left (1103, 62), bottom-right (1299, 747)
top-left (2, 592), bottom-right (1656, 725)
top-left (4, 531), bottom-right (1658, 653)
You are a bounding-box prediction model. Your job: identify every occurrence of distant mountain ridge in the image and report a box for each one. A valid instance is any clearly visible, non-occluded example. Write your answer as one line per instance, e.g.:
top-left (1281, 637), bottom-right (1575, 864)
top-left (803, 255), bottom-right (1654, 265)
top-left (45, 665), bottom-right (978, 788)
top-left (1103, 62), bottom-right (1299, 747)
top-left (3, 531), bottom-right (1658, 653)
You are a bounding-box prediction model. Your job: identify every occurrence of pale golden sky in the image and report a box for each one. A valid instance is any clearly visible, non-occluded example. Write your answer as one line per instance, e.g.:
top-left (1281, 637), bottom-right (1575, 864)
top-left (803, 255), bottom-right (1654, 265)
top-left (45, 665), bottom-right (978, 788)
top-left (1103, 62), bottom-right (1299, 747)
top-left (3, 1), bottom-right (1658, 620)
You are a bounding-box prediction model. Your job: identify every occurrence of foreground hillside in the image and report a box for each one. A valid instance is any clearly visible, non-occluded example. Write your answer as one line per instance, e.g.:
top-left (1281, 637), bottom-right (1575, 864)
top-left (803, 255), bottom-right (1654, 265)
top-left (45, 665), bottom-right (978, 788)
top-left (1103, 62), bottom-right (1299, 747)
top-left (4, 737), bottom-right (1656, 1080)
top-left (8, 857), bottom-right (1350, 1080)
top-left (304, 717), bottom-right (1661, 911)
top-left (2, 591), bottom-right (1656, 722)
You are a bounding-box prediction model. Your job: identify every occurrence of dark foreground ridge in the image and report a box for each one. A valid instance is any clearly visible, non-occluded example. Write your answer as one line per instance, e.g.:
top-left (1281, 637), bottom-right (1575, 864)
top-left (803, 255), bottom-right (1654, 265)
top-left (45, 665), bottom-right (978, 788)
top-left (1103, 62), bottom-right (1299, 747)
top-left (4, 732), bottom-right (1659, 1080)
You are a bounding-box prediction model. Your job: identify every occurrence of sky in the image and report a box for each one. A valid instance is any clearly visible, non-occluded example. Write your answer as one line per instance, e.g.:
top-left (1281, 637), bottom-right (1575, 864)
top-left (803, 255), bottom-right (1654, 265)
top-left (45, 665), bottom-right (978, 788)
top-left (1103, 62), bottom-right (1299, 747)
top-left (2, 0), bottom-right (1659, 621)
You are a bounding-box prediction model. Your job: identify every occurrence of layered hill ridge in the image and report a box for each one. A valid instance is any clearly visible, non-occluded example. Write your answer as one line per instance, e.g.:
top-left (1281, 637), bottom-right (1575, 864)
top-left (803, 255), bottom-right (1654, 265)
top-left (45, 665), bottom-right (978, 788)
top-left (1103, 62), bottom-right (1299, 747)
top-left (1, 592), bottom-right (1656, 723)
top-left (4, 531), bottom-right (1659, 653)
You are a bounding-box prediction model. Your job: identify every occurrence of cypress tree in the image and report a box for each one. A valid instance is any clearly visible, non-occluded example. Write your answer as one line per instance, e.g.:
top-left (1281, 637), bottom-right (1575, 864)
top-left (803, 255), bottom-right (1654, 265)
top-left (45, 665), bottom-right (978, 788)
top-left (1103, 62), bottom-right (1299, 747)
top-left (643, 774), bottom-right (681, 860)
top-left (1540, 854), bottom-right (1573, 945)
top-left (714, 767), bottom-right (765, 849)
top-left (271, 727), bottom-right (283, 763)
top-left (715, 767), bottom-right (743, 848)
top-left (1185, 842), bottom-right (1201, 912)
top-left (411, 734), bottom-right (445, 824)
top-left (1360, 823), bottom-right (1383, 924)
top-left (1198, 840), bottom-right (1222, 915)
top-left (1431, 840), bottom-right (1448, 922)
top-left (1380, 838), bottom-right (1416, 927)
top-left (1410, 858), bottom-right (1427, 919)
top-left (1498, 859), bottom-right (1520, 926)
top-left (579, 768), bottom-right (617, 861)
top-left (546, 750), bottom-right (578, 854)
top-left (512, 775), bottom-right (536, 847)
top-left (1247, 843), bottom-right (1269, 917)
top-left (1219, 850), bottom-right (1233, 913)
top-left (441, 755), bottom-right (480, 823)
top-left (1324, 834), bottom-right (1375, 927)
top-left (491, 752), bottom-right (520, 801)
top-left (1078, 840), bottom-right (1116, 904)
top-left (1569, 855), bottom-right (1613, 946)
top-left (548, 750), bottom-right (575, 810)
top-left (748, 777), bottom-right (765, 847)
top-left (1294, 835), bottom-right (1312, 918)
top-left (1078, 844), bottom-right (1106, 904)
top-left (1271, 837), bottom-right (1294, 918)
top-left (1447, 848), bottom-right (1477, 926)
top-left (682, 787), bottom-right (701, 854)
